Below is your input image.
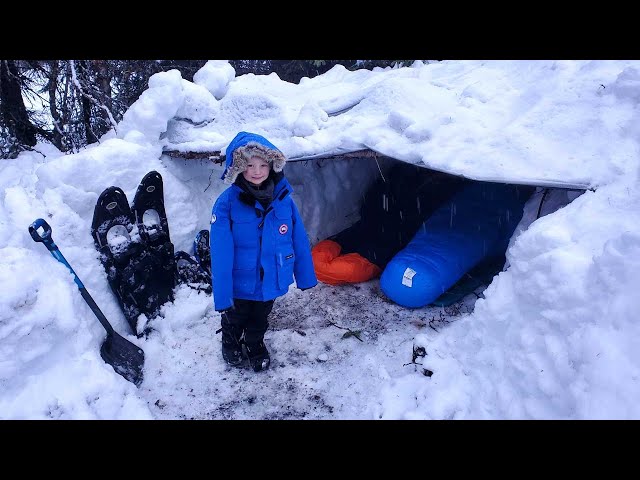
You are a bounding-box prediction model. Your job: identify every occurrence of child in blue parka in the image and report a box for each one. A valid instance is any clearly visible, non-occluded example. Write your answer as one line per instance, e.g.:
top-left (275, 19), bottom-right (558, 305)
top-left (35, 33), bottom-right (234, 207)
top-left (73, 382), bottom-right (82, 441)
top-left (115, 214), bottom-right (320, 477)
top-left (210, 131), bottom-right (318, 371)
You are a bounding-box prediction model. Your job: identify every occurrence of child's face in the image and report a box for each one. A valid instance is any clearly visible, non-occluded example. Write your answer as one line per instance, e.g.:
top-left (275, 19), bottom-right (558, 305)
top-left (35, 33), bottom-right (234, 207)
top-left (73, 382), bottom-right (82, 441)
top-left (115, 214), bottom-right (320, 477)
top-left (242, 156), bottom-right (270, 186)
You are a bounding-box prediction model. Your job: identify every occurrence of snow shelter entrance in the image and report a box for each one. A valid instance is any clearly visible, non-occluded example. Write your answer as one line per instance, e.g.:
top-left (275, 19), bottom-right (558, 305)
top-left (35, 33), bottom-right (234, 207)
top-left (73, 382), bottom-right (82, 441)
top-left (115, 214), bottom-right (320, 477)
top-left (284, 151), bottom-right (585, 308)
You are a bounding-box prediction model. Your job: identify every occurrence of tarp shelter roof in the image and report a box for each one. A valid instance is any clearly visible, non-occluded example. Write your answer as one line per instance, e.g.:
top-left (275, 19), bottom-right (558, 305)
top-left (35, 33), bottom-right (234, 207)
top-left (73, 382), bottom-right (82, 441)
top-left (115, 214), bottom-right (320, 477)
top-left (117, 60), bottom-right (640, 191)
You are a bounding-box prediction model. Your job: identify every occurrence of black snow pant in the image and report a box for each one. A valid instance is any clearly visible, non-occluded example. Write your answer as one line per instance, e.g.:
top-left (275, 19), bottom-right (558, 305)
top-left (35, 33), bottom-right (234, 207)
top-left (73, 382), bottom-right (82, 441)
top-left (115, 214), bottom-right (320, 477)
top-left (221, 298), bottom-right (275, 348)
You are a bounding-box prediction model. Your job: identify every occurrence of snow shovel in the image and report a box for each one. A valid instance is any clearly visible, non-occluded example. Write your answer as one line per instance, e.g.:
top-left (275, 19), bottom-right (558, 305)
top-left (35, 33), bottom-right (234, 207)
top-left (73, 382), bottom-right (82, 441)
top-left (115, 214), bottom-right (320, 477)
top-left (28, 218), bottom-right (145, 387)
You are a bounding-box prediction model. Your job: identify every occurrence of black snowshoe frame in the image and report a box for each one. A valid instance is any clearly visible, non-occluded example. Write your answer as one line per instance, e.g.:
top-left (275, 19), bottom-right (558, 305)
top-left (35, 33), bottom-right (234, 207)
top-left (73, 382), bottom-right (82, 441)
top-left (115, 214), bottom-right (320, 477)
top-left (92, 170), bottom-right (215, 336)
top-left (91, 171), bottom-right (177, 336)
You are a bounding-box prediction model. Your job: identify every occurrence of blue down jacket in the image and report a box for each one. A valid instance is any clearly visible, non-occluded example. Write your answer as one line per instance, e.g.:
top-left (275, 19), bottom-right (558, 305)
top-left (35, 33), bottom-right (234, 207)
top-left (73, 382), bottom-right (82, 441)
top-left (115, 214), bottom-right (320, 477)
top-left (209, 138), bottom-right (317, 311)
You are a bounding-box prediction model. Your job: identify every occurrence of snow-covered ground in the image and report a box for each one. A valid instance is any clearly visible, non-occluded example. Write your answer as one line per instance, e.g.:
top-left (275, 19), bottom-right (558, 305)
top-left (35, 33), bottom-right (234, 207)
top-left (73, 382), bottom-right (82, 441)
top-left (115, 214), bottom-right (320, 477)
top-left (139, 274), bottom-right (478, 420)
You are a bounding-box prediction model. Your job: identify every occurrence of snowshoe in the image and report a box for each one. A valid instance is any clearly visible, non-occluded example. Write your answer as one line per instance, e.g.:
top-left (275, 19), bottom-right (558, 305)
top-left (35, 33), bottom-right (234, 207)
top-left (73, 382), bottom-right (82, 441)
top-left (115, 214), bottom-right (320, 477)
top-left (193, 229), bottom-right (211, 276)
top-left (91, 186), bottom-right (138, 262)
top-left (175, 250), bottom-right (212, 294)
top-left (91, 186), bottom-right (149, 335)
top-left (131, 171), bottom-right (171, 249)
top-left (130, 170), bottom-right (176, 310)
top-left (91, 171), bottom-right (179, 337)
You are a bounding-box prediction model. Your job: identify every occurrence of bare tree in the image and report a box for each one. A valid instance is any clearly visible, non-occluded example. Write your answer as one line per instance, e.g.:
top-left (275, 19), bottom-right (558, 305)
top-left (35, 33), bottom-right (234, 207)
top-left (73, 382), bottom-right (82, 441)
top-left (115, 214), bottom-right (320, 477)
top-left (0, 60), bottom-right (37, 157)
top-left (69, 60), bottom-right (119, 144)
top-left (47, 60), bottom-right (64, 151)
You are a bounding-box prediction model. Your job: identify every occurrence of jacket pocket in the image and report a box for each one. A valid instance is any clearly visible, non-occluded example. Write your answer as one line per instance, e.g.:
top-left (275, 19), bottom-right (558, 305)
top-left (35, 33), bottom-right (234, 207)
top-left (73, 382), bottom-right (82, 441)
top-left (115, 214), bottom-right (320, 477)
top-left (276, 250), bottom-right (295, 290)
top-left (231, 212), bottom-right (258, 249)
top-left (233, 267), bottom-right (256, 295)
top-left (233, 247), bottom-right (258, 294)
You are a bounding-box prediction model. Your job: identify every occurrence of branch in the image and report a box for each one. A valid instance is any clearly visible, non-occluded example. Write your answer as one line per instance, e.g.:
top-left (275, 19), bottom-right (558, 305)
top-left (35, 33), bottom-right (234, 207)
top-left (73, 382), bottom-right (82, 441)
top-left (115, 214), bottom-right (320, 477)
top-left (327, 320), bottom-right (363, 342)
top-left (69, 60), bottom-right (118, 132)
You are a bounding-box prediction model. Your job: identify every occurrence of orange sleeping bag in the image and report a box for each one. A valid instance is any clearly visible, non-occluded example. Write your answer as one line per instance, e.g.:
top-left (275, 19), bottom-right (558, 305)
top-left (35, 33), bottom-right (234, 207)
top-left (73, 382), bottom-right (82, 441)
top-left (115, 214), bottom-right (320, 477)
top-left (311, 240), bottom-right (381, 286)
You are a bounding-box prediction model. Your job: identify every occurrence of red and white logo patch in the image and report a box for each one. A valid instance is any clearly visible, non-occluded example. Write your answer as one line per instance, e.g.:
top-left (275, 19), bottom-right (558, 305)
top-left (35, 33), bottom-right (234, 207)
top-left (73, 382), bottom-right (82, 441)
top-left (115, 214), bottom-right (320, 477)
top-left (279, 224), bottom-right (288, 235)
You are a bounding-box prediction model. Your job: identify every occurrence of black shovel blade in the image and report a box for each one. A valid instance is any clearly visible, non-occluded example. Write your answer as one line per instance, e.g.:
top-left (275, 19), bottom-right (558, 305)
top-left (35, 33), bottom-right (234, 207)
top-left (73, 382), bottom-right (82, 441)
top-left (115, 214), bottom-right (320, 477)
top-left (100, 331), bottom-right (145, 386)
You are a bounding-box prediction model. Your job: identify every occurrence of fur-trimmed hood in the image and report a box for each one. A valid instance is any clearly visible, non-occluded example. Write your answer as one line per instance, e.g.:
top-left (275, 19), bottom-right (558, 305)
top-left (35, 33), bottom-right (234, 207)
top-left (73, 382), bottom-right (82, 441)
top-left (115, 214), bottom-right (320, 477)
top-left (221, 131), bottom-right (287, 184)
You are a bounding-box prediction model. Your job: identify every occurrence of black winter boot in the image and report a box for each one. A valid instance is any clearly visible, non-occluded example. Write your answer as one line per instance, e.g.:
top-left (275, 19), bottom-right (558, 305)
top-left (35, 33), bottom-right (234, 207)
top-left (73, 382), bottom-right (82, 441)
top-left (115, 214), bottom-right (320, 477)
top-left (221, 313), bottom-right (245, 367)
top-left (222, 334), bottom-right (244, 366)
top-left (245, 341), bottom-right (270, 372)
top-left (222, 329), bottom-right (244, 367)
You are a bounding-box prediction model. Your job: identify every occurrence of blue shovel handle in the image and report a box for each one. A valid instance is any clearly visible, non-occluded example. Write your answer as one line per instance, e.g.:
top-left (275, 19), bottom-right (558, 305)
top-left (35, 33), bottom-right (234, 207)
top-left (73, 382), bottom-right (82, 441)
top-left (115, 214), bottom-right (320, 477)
top-left (28, 218), bottom-right (145, 386)
top-left (29, 218), bottom-right (84, 290)
top-left (29, 218), bottom-right (113, 334)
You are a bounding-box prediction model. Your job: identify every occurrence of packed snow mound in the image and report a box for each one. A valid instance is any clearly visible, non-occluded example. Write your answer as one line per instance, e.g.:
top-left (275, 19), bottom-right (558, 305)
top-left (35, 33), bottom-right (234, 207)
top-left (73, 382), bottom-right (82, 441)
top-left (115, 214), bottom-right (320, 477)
top-left (127, 60), bottom-right (640, 189)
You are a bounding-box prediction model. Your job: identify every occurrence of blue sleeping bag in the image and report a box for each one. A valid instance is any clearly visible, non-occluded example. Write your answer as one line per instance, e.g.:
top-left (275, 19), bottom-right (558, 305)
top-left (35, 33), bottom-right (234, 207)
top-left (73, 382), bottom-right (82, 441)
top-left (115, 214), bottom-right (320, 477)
top-left (380, 182), bottom-right (534, 308)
